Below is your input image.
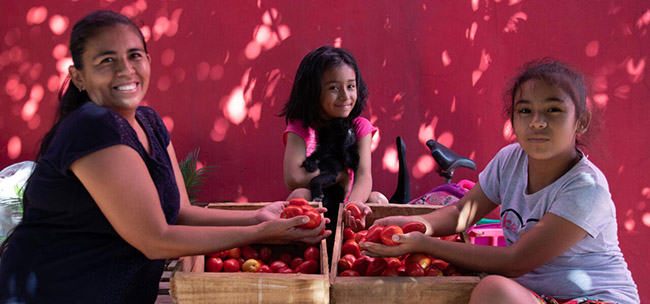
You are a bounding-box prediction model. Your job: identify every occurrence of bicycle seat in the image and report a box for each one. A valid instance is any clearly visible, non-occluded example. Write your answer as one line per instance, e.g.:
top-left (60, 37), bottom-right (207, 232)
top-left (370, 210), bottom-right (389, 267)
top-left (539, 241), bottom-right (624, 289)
top-left (426, 139), bottom-right (476, 173)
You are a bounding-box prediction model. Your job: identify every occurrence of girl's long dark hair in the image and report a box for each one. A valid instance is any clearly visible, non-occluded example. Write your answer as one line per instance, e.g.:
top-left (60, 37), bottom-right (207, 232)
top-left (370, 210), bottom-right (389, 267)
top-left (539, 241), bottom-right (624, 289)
top-left (0, 10), bottom-right (147, 255)
top-left (279, 45), bottom-right (368, 130)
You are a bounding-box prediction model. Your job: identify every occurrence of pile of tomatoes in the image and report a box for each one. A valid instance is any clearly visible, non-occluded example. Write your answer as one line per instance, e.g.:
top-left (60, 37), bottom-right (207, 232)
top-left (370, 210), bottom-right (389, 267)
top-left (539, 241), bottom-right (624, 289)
top-left (280, 197), bottom-right (322, 229)
top-left (337, 218), bottom-right (466, 277)
top-left (206, 244), bottom-right (321, 274)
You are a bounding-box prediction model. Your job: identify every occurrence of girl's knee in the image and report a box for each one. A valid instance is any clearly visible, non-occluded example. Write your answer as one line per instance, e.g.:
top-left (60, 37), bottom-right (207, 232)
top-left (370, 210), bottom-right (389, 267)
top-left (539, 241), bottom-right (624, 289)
top-left (287, 188), bottom-right (312, 201)
top-left (368, 191), bottom-right (388, 204)
top-left (470, 275), bottom-right (538, 304)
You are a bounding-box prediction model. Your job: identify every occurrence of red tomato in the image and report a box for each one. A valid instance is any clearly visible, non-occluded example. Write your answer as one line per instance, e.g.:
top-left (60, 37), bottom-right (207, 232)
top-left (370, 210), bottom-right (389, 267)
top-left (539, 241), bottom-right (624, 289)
top-left (365, 225), bottom-right (384, 243)
top-left (270, 260), bottom-right (288, 273)
top-left (426, 267), bottom-right (443, 276)
top-left (405, 253), bottom-right (432, 270)
top-left (290, 257), bottom-right (305, 270)
top-left (351, 256), bottom-right (373, 276)
top-left (381, 267), bottom-right (399, 277)
top-left (296, 260), bottom-right (319, 274)
top-left (397, 266), bottom-right (407, 276)
top-left (241, 245), bottom-right (259, 260)
top-left (278, 253), bottom-right (292, 265)
top-left (384, 257), bottom-right (403, 269)
top-left (277, 267), bottom-right (294, 273)
top-left (337, 254), bottom-right (357, 272)
top-left (301, 209), bottom-right (321, 229)
top-left (405, 262), bottom-right (425, 276)
top-left (339, 270), bottom-right (360, 276)
top-left (304, 246), bottom-right (319, 261)
top-left (259, 246), bottom-right (272, 263)
top-left (223, 258), bottom-right (240, 272)
top-left (354, 230), bottom-right (368, 243)
top-left (344, 203), bottom-right (362, 220)
top-left (228, 247), bottom-right (242, 259)
top-left (365, 257), bottom-right (388, 276)
top-left (401, 221), bottom-right (427, 234)
top-left (343, 227), bottom-right (355, 240)
top-left (430, 259), bottom-right (450, 271)
top-left (206, 257), bottom-right (223, 272)
top-left (280, 205), bottom-right (303, 219)
top-left (299, 204), bottom-right (317, 213)
top-left (257, 265), bottom-right (273, 273)
top-left (443, 264), bottom-right (459, 276)
top-left (341, 240), bottom-right (361, 258)
top-left (242, 259), bottom-right (261, 272)
top-left (380, 225), bottom-right (404, 246)
top-left (289, 197), bottom-right (310, 206)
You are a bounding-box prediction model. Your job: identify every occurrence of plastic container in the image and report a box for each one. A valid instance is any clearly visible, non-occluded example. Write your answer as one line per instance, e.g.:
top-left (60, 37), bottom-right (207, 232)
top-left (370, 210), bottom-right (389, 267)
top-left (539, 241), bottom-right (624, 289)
top-left (466, 223), bottom-right (506, 247)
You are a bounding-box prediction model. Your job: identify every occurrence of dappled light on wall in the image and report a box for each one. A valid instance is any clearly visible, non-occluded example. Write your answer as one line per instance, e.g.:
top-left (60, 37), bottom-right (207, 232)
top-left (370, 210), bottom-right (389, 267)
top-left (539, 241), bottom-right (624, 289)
top-left (382, 146), bottom-right (398, 174)
top-left (7, 136), bottom-right (21, 160)
top-left (246, 8), bottom-right (291, 60)
top-left (48, 14), bottom-right (69, 36)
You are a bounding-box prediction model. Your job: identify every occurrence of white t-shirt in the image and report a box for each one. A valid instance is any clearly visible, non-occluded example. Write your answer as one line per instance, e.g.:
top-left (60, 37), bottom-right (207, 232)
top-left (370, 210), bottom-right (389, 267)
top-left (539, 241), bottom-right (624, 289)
top-left (479, 143), bottom-right (639, 303)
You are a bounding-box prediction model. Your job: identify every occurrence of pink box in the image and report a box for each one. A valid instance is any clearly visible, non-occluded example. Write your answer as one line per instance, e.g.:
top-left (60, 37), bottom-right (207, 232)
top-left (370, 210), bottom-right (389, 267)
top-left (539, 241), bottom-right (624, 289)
top-left (466, 223), bottom-right (506, 247)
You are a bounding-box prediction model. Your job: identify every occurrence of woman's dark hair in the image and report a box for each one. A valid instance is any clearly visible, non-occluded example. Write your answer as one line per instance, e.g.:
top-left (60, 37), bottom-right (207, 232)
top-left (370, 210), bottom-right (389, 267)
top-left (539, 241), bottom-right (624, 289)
top-left (503, 58), bottom-right (592, 148)
top-left (279, 45), bottom-right (368, 130)
top-left (1, 10), bottom-right (147, 255)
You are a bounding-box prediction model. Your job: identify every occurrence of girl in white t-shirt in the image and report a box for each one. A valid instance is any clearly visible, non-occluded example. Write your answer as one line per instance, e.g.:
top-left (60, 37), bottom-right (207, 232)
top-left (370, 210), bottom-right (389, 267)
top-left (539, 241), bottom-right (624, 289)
top-left (360, 59), bottom-right (639, 304)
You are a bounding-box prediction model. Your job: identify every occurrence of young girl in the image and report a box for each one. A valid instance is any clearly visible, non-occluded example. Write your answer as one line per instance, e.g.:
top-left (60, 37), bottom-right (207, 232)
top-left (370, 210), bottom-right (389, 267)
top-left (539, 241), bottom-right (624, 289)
top-left (0, 11), bottom-right (328, 303)
top-left (280, 45), bottom-right (388, 232)
top-left (360, 59), bottom-right (639, 304)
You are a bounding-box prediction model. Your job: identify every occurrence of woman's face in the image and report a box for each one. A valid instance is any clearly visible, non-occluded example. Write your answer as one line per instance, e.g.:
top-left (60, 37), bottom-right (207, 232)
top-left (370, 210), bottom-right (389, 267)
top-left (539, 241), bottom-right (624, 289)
top-left (319, 64), bottom-right (357, 119)
top-left (70, 24), bottom-right (150, 116)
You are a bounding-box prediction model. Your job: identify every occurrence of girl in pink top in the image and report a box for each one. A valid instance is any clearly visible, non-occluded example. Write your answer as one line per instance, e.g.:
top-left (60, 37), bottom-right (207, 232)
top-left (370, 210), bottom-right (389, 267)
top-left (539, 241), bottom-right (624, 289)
top-left (280, 46), bottom-right (387, 232)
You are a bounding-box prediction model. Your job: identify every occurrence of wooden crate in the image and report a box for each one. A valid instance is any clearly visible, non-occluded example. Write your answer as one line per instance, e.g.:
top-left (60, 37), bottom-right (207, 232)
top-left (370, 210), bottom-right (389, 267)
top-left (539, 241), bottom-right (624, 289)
top-left (170, 202), bottom-right (330, 304)
top-left (329, 203), bottom-right (480, 304)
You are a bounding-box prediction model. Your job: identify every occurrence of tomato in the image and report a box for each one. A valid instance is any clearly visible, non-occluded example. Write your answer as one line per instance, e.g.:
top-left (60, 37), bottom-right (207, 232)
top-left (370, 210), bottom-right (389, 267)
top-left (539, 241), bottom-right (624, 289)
top-left (344, 203), bottom-right (362, 220)
top-left (365, 257), bottom-right (388, 276)
top-left (354, 230), bottom-right (368, 243)
top-left (289, 197), bottom-right (310, 206)
top-left (430, 258), bottom-right (450, 271)
top-left (241, 245), bottom-right (259, 260)
top-left (257, 265), bottom-right (273, 273)
top-left (301, 209), bottom-right (321, 229)
top-left (381, 267), bottom-right (399, 277)
top-left (299, 204), bottom-right (317, 213)
top-left (280, 205), bottom-right (303, 219)
top-left (228, 247), bottom-right (242, 259)
top-left (270, 260), bottom-right (288, 273)
top-left (443, 264), bottom-right (459, 276)
top-left (401, 221), bottom-right (427, 234)
top-left (405, 253), bottom-right (431, 270)
top-left (405, 262), bottom-right (425, 276)
top-left (339, 270), bottom-right (360, 276)
top-left (223, 258), bottom-right (240, 272)
top-left (277, 267), bottom-right (294, 273)
top-left (290, 257), bottom-right (305, 270)
top-left (206, 257), bottom-right (223, 272)
top-left (351, 256), bottom-right (373, 276)
top-left (296, 260), bottom-right (319, 274)
top-left (242, 259), bottom-right (261, 272)
top-left (426, 267), bottom-right (443, 276)
top-left (259, 246), bottom-right (272, 263)
top-left (341, 240), bottom-right (361, 258)
top-left (365, 225), bottom-right (384, 243)
top-left (337, 254), bottom-right (356, 272)
top-left (343, 227), bottom-right (355, 240)
top-left (384, 257), bottom-right (403, 269)
top-left (278, 253), bottom-right (292, 265)
top-left (304, 246), bottom-right (319, 261)
top-left (380, 225), bottom-right (404, 246)
top-left (397, 266), bottom-right (407, 276)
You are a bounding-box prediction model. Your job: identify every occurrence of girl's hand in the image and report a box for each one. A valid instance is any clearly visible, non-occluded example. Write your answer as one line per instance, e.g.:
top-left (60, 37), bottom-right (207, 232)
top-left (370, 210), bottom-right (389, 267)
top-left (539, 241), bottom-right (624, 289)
top-left (359, 232), bottom-right (426, 257)
top-left (344, 201), bottom-right (372, 231)
top-left (256, 201), bottom-right (327, 223)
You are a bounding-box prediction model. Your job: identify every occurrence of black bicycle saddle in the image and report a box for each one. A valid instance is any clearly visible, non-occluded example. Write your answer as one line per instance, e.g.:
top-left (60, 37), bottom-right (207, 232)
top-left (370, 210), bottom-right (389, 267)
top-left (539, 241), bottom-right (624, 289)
top-left (426, 139), bottom-right (476, 173)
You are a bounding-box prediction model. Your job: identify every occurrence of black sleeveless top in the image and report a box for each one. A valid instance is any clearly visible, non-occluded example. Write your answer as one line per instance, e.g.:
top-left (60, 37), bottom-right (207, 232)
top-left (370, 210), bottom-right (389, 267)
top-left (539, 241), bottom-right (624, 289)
top-left (0, 102), bottom-right (180, 303)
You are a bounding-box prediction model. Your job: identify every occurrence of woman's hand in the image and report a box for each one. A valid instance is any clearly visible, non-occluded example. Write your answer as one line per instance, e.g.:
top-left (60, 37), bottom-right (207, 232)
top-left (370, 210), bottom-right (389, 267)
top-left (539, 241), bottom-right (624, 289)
top-left (256, 201), bottom-right (328, 223)
top-left (343, 201), bottom-right (372, 231)
top-left (257, 214), bottom-right (331, 244)
top-left (359, 232), bottom-right (427, 257)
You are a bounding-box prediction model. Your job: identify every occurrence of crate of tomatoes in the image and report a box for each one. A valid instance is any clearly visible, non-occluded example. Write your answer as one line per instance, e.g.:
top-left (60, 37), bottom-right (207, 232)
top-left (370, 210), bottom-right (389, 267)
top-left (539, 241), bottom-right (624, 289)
top-left (170, 201), bottom-right (330, 304)
top-left (329, 203), bottom-right (480, 304)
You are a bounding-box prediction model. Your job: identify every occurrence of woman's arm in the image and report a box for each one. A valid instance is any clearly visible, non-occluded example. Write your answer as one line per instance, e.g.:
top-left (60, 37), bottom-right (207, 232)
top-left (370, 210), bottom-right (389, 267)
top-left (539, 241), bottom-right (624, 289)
top-left (71, 144), bottom-right (325, 259)
top-left (283, 132), bottom-right (319, 190)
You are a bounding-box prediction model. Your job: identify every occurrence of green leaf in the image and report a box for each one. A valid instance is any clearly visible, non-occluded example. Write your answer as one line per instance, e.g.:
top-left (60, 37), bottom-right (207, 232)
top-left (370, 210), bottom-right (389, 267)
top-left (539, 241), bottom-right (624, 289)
top-left (179, 148), bottom-right (216, 205)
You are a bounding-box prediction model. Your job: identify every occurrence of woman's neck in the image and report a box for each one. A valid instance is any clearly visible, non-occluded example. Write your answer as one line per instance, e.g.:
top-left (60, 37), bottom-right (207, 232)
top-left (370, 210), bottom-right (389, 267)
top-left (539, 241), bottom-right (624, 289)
top-left (527, 148), bottom-right (581, 194)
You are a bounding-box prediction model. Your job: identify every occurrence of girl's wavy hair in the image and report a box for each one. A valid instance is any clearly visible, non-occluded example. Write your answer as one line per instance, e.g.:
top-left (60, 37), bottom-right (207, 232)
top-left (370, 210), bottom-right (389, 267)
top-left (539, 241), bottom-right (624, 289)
top-left (279, 45), bottom-right (368, 130)
top-left (503, 58), bottom-right (595, 149)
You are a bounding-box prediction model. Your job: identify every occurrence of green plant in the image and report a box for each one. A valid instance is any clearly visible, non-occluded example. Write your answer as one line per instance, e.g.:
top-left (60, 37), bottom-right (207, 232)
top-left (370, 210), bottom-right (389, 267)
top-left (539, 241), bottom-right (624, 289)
top-left (179, 148), bottom-right (216, 205)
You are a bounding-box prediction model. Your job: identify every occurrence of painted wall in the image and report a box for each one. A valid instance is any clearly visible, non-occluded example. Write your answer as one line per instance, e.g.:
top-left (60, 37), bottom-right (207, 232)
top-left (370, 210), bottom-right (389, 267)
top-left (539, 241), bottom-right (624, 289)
top-left (1, 0), bottom-right (648, 301)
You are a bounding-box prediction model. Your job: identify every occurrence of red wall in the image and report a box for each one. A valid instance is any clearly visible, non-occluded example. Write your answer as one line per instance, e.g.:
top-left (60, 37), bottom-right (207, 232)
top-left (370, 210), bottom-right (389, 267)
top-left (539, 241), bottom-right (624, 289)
top-left (2, 1), bottom-right (648, 300)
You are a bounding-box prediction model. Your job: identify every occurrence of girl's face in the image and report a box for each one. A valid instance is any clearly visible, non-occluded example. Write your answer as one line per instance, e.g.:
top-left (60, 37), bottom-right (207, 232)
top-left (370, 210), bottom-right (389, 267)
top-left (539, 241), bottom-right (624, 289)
top-left (319, 64), bottom-right (357, 119)
top-left (70, 24), bottom-right (150, 116)
top-left (512, 79), bottom-right (586, 162)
